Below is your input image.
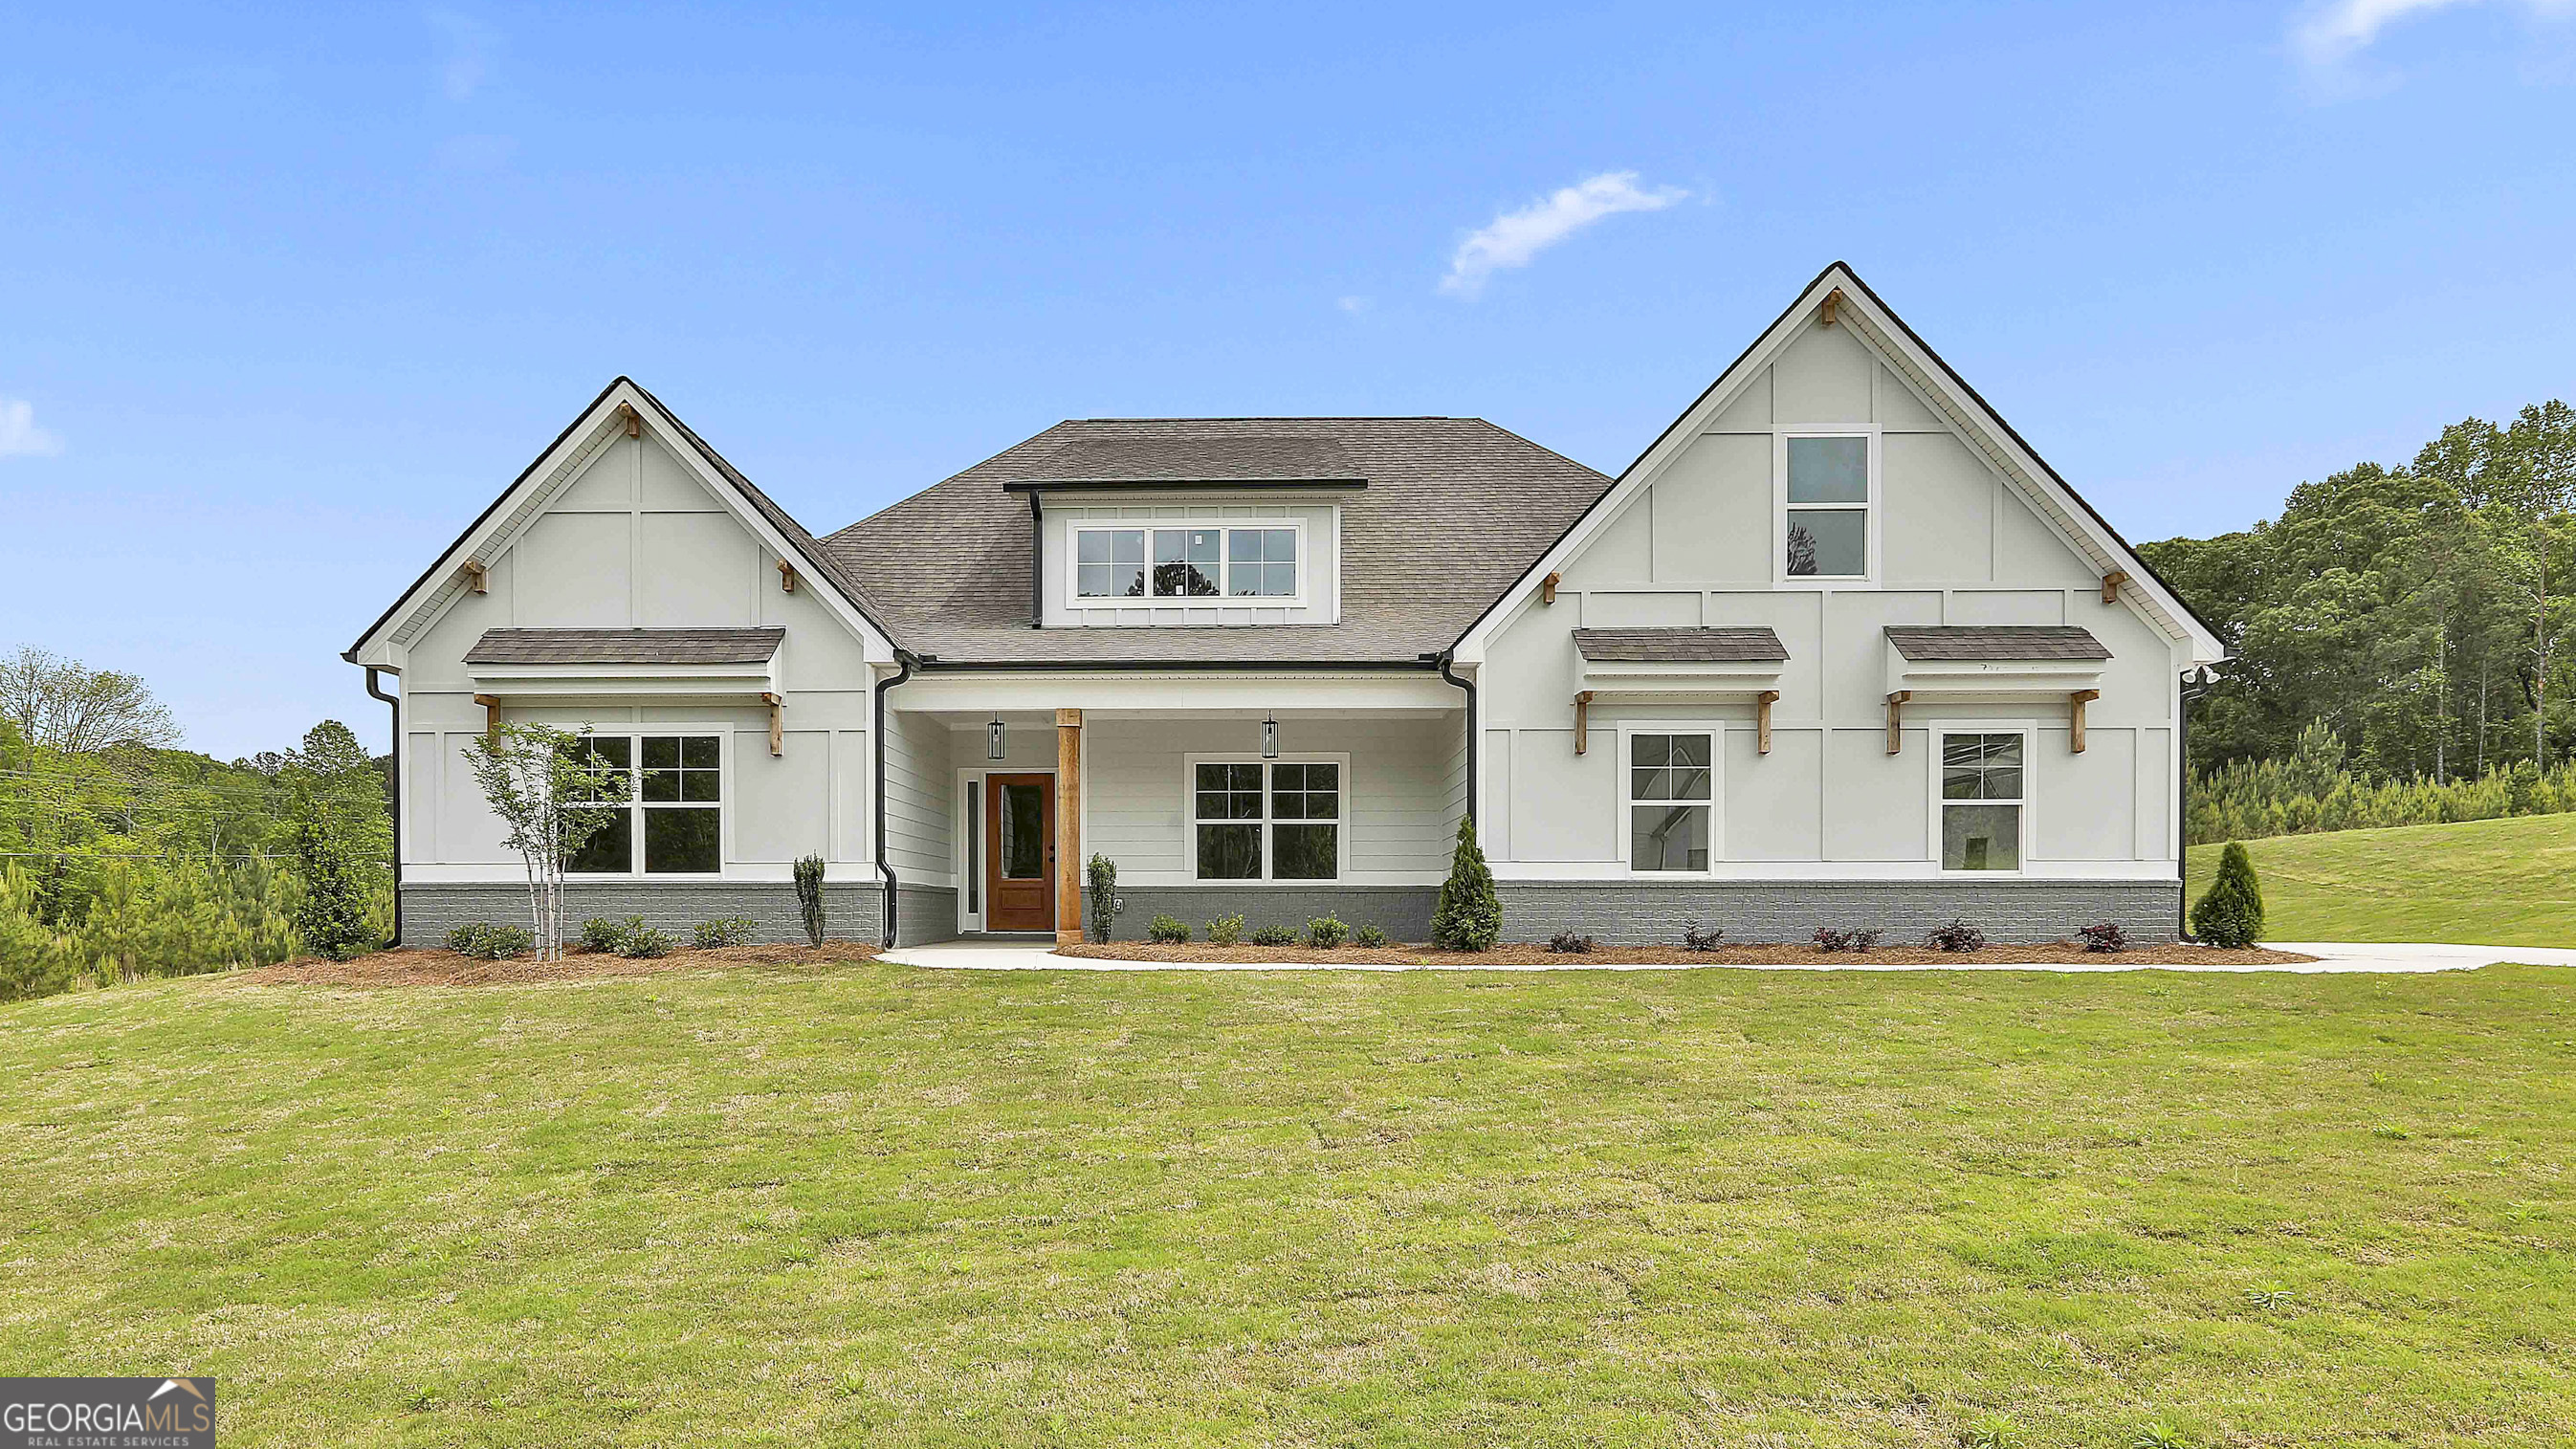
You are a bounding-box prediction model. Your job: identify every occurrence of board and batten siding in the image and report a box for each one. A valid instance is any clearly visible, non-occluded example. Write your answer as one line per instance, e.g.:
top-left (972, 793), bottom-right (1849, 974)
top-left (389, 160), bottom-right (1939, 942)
top-left (392, 429), bottom-right (879, 882)
top-left (1475, 317), bottom-right (2184, 877)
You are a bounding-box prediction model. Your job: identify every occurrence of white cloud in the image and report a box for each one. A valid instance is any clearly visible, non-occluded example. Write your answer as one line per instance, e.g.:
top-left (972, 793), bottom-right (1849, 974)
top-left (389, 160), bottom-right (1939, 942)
top-left (1440, 171), bottom-right (1687, 298)
top-left (1335, 295), bottom-right (1371, 315)
top-left (428, 9), bottom-right (496, 101)
top-left (2292, 0), bottom-right (2575, 69)
top-left (0, 400), bottom-right (63, 458)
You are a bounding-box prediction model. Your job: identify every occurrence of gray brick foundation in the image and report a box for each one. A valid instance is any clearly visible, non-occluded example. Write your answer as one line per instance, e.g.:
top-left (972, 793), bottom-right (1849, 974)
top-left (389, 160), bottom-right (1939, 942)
top-left (1495, 879), bottom-right (2182, 947)
top-left (1101, 885), bottom-right (1439, 942)
top-left (401, 881), bottom-right (886, 949)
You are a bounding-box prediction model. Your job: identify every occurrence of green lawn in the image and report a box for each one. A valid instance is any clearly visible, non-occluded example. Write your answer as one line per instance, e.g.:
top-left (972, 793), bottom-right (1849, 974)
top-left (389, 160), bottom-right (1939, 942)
top-left (5, 961), bottom-right (2573, 1447)
top-left (2187, 811), bottom-right (2576, 947)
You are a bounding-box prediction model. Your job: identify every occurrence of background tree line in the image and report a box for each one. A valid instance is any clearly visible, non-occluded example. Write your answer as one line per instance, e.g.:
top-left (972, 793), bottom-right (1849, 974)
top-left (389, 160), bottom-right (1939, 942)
top-left (2145, 399), bottom-right (2576, 842)
top-left (0, 646), bottom-right (391, 999)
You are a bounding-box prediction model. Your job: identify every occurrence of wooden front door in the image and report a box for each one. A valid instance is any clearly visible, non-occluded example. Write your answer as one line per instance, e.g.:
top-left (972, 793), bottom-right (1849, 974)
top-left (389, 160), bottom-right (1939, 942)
top-left (983, 773), bottom-right (1056, 933)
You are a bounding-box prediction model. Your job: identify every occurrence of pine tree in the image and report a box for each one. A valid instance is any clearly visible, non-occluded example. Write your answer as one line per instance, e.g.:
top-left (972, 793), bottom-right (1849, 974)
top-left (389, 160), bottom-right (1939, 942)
top-left (2190, 841), bottom-right (2265, 948)
top-left (1431, 816), bottom-right (1501, 952)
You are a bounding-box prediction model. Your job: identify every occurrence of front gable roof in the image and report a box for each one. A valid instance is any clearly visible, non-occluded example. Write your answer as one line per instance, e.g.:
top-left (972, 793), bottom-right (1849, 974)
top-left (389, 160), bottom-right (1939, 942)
top-left (344, 378), bottom-right (897, 669)
top-left (1449, 262), bottom-right (2228, 667)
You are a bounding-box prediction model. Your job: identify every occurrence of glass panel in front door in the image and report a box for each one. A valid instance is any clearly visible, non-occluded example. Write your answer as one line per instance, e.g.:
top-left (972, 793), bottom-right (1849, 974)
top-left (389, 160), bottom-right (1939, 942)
top-left (1000, 782), bottom-right (1045, 879)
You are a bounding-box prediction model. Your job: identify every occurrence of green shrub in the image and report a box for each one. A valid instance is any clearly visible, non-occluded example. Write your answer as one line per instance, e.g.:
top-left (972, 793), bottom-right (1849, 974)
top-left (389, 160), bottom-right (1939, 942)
top-left (579, 917), bottom-right (627, 954)
top-left (692, 916), bottom-right (756, 949)
top-left (1430, 816), bottom-right (1501, 952)
top-left (446, 922), bottom-right (532, 960)
top-left (1146, 913), bottom-right (1190, 944)
top-left (1354, 923), bottom-right (1387, 948)
top-left (622, 923), bottom-right (675, 958)
top-left (1306, 915), bottom-right (1348, 949)
top-left (2190, 840), bottom-right (2264, 947)
top-left (1085, 853), bottom-right (1122, 945)
top-left (1248, 923), bottom-right (1297, 948)
top-left (1205, 912), bottom-right (1244, 946)
top-left (793, 854), bottom-right (826, 946)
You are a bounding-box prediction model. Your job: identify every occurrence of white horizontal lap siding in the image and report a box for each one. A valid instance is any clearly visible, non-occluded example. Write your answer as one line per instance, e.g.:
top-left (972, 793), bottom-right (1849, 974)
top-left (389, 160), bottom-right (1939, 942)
top-left (1081, 715), bottom-right (1453, 885)
top-left (880, 709), bottom-right (955, 882)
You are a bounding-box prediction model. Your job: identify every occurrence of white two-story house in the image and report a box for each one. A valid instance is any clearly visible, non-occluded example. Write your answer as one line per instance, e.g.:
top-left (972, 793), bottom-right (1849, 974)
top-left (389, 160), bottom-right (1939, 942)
top-left (345, 264), bottom-right (2226, 947)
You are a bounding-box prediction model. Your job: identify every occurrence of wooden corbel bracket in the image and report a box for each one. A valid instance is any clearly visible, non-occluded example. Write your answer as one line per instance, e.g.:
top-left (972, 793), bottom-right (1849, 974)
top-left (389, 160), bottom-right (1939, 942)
top-left (778, 559), bottom-right (799, 594)
top-left (1756, 690), bottom-right (1779, 755)
top-left (1573, 690), bottom-right (1595, 756)
top-left (762, 692), bottom-right (784, 757)
top-left (2100, 570), bottom-right (2128, 604)
top-left (473, 693), bottom-right (502, 737)
top-left (461, 560), bottom-right (489, 595)
top-left (2069, 689), bottom-right (2100, 753)
top-left (616, 402), bottom-right (641, 437)
top-left (1884, 690), bottom-right (1910, 755)
top-left (1541, 571), bottom-right (1561, 605)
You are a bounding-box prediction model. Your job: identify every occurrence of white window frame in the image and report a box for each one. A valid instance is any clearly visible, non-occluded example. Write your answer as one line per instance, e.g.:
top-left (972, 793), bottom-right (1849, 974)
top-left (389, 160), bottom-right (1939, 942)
top-left (561, 726), bottom-right (731, 880)
top-left (1616, 723), bottom-right (1726, 877)
top-left (1772, 428), bottom-right (1879, 587)
top-left (1067, 518), bottom-right (1309, 609)
top-left (1180, 751), bottom-right (1352, 882)
top-left (1926, 721), bottom-right (2036, 875)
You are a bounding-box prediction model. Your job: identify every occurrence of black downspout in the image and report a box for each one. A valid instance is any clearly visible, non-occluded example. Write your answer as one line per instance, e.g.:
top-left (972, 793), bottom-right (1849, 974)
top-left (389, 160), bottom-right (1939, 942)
top-left (364, 666), bottom-right (402, 947)
top-left (1435, 651), bottom-right (1477, 826)
top-left (874, 652), bottom-right (916, 948)
top-left (1027, 492), bottom-right (1044, 628)
top-left (2177, 666), bottom-right (2209, 941)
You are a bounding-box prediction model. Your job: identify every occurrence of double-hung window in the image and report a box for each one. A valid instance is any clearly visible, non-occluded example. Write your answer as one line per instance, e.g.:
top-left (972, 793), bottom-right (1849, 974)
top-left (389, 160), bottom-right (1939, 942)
top-left (1779, 434), bottom-right (1871, 580)
top-left (1939, 733), bottom-right (2024, 871)
top-left (1074, 524), bottom-right (1299, 603)
top-left (1192, 758), bottom-right (1340, 880)
top-left (564, 733), bottom-right (723, 875)
top-left (1625, 732), bottom-right (1713, 872)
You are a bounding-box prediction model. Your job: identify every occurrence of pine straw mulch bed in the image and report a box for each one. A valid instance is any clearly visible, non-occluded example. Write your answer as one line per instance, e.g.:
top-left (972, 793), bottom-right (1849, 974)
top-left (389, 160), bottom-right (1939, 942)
top-left (229, 941), bottom-right (883, 989)
top-left (1052, 940), bottom-right (2316, 967)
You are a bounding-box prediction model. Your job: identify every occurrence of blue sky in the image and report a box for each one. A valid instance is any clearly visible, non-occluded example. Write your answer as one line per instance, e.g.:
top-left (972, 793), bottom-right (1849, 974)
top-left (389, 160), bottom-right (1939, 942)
top-left (5, 1), bottom-right (2573, 757)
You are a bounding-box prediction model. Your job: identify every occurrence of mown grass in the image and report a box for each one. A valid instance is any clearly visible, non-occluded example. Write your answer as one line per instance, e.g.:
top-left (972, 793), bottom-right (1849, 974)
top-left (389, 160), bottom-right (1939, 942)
top-left (3, 959), bottom-right (2572, 1446)
top-left (2187, 811), bottom-right (2576, 947)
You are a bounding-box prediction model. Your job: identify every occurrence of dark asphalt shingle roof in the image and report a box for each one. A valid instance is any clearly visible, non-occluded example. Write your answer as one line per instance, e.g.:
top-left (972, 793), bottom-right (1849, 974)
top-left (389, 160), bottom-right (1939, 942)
top-left (1884, 626), bottom-right (2110, 661)
top-left (466, 627), bottom-right (786, 666)
top-left (1574, 627), bottom-right (1791, 663)
top-left (825, 418), bottom-right (1612, 665)
top-left (1014, 434), bottom-right (1364, 487)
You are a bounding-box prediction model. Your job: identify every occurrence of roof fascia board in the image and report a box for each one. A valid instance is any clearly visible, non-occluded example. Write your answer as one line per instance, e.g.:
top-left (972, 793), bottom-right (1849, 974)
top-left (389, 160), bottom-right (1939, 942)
top-left (347, 380), bottom-right (894, 667)
top-left (1003, 478), bottom-right (1366, 494)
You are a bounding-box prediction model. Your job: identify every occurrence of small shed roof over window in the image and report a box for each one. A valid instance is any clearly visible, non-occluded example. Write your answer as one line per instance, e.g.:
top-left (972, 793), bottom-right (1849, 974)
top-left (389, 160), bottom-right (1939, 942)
top-left (465, 627), bottom-right (786, 666)
top-left (1003, 435), bottom-right (1367, 491)
top-left (1883, 626), bottom-right (2109, 662)
top-left (1573, 627), bottom-right (1791, 663)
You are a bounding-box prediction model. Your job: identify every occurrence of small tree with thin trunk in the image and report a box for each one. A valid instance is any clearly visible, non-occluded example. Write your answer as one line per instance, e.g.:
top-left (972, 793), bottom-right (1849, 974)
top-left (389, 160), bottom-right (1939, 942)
top-left (462, 723), bottom-right (631, 961)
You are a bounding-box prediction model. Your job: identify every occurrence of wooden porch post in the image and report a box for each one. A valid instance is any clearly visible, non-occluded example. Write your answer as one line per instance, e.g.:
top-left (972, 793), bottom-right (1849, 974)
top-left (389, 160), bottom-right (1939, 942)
top-left (1055, 708), bottom-right (1084, 946)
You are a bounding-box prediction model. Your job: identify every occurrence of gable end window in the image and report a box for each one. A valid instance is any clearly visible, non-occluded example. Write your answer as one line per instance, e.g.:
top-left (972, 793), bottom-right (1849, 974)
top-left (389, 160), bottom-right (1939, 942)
top-left (1074, 524), bottom-right (1301, 603)
top-left (564, 733), bottom-right (723, 875)
top-left (1778, 434), bottom-right (1873, 581)
top-left (1191, 757), bottom-right (1340, 880)
top-left (1939, 732), bottom-right (2025, 871)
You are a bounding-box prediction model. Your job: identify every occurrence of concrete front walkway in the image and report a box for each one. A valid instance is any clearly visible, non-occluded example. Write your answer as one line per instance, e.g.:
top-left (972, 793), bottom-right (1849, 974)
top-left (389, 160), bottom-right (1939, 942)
top-left (879, 939), bottom-right (2576, 974)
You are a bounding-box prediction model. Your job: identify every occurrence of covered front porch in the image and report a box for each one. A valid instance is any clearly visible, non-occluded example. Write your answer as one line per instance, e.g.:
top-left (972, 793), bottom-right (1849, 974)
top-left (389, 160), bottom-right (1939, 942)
top-left (888, 668), bottom-right (1469, 945)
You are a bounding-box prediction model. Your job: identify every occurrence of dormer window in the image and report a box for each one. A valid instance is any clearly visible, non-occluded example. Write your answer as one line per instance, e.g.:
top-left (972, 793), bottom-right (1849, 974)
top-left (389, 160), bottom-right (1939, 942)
top-left (1777, 433), bottom-right (1874, 582)
top-left (1072, 522), bottom-right (1303, 603)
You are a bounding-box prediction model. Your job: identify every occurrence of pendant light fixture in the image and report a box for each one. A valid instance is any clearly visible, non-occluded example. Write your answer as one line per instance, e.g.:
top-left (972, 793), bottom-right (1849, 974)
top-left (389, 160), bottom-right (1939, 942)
top-left (987, 714), bottom-right (1006, 760)
top-left (1261, 714), bottom-right (1279, 759)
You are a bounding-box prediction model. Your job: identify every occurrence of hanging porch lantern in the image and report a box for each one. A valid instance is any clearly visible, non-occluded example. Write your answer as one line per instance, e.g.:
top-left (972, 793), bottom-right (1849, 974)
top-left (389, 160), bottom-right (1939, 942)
top-left (987, 714), bottom-right (1006, 760)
